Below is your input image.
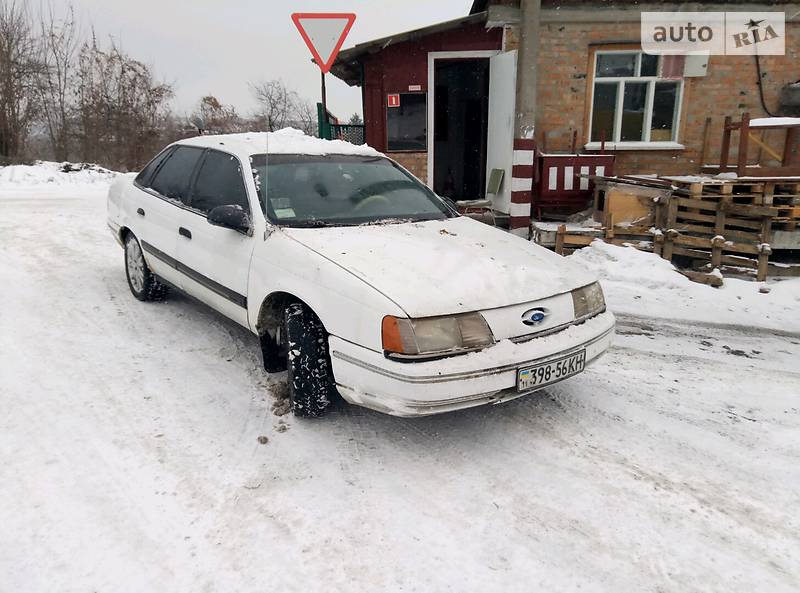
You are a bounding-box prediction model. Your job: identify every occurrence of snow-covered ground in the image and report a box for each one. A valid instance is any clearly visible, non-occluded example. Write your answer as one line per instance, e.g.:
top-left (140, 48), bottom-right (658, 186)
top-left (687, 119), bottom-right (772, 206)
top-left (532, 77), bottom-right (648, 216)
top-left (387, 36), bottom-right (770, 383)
top-left (1, 166), bottom-right (799, 593)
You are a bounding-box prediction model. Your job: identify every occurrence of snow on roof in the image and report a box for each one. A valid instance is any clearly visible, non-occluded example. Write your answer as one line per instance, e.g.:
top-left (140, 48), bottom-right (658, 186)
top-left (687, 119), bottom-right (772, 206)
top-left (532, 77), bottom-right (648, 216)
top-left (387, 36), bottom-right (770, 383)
top-left (749, 117), bottom-right (800, 128)
top-left (177, 128), bottom-right (383, 157)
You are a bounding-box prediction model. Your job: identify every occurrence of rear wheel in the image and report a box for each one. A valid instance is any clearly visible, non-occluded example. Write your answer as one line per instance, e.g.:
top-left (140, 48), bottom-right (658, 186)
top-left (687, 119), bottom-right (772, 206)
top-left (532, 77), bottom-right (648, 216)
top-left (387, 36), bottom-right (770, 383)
top-left (284, 303), bottom-right (336, 418)
top-left (124, 233), bottom-right (169, 301)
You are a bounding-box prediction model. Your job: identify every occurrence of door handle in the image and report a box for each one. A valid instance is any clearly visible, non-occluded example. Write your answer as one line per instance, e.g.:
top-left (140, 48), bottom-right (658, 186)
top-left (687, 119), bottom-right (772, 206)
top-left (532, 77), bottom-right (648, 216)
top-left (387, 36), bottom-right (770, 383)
top-left (179, 227), bottom-right (192, 239)
top-left (136, 208), bottom-right (145, 217)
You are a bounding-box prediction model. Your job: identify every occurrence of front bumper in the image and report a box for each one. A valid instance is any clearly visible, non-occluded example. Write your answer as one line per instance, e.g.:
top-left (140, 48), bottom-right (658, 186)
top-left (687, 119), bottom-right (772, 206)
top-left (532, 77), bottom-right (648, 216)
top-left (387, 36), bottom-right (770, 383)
top-left (330, 311), bottom-right (615, 417)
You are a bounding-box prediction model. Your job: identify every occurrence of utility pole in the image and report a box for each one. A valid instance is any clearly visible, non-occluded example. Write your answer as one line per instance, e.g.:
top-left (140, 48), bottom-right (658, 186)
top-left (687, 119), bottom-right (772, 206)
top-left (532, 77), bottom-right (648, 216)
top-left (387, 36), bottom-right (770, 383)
top-left (509, 0), bottom-right (541, 237)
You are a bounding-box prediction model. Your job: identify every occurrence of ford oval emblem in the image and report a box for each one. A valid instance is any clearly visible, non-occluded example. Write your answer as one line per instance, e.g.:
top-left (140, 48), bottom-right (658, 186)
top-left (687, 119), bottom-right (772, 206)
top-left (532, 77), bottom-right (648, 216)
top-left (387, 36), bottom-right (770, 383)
top-left (522, 308), bottom-right (548, 326)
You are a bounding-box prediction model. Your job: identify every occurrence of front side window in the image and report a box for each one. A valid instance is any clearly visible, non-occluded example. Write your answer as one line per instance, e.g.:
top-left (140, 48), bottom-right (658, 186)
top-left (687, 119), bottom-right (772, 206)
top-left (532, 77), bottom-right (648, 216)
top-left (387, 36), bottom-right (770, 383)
top-left (249, 154), bottom-right (453, 227)
top-left (590, 51), bottom-right (681, 144)
top-left (149, 146), bottom-right (204, 203)
top-left (387, 93), bottom-right (426, 151)
top-left (190, 150), bottom-right (250, 215)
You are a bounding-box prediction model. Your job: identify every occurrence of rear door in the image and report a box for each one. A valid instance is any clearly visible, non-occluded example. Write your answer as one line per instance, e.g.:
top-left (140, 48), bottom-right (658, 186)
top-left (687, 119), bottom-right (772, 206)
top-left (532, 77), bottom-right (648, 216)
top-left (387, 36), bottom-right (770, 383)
top-left (174, 149), bottom-right (255, 327)
top-left (134, 145), bottom-right (205, 288)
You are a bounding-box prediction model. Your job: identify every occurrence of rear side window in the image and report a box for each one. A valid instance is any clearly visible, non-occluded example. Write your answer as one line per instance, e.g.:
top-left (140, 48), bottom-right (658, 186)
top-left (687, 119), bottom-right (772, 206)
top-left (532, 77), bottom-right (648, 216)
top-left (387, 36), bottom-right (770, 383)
top-left (149, 146), bottom-right (204, 203)
top-left (135, 147), bottom-right (173, 187)
top-left (190, 150), bottom-right (250, 214)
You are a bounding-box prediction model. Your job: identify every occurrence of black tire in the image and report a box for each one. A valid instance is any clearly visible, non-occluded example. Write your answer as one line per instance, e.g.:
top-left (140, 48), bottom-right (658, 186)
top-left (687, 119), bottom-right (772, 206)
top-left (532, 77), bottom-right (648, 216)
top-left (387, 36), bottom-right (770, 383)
top-left (284, 303), bottom-right (336, 418)
top-left (124, 233), bottom-right (169, 302)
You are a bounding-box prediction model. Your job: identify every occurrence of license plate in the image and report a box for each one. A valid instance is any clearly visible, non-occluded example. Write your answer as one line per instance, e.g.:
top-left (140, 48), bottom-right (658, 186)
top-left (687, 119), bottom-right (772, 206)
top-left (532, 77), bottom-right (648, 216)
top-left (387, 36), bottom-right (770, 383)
top-left (517, 350), bottom-right (586, 392)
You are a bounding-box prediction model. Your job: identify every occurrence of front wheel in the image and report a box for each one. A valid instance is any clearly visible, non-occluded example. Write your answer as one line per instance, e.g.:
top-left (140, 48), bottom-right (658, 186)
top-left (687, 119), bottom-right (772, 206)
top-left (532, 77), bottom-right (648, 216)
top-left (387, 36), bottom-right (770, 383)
top-left (284, 303), bottom-right (336, 418)
top-left (124, 233), bottom-right (169, 301)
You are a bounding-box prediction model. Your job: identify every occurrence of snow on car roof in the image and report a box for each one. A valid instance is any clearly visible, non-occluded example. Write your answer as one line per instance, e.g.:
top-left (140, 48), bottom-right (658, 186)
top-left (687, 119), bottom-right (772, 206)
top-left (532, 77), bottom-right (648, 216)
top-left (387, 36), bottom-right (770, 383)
top-left (176, 127), bottom-right (383, 157)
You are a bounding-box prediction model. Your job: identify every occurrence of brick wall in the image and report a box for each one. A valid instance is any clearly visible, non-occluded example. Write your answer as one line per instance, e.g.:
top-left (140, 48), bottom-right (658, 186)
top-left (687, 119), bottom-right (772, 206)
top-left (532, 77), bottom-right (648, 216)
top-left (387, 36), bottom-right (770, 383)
top-left (390, 151), bottom-right (428, 181)
top-left (534, 21), bottom-right (800, 175)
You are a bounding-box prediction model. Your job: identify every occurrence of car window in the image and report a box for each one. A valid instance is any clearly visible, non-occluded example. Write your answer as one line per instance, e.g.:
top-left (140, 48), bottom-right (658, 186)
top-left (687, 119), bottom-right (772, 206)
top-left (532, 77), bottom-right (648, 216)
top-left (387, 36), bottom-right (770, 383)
top-left (249, 154), bottom-right (452, 227)
top-left (191, 150), bottom-right (250, 215)
top-left (149, 146), bottom-right (204, 204)
top-left (135, 147), bottom-right (173, 188)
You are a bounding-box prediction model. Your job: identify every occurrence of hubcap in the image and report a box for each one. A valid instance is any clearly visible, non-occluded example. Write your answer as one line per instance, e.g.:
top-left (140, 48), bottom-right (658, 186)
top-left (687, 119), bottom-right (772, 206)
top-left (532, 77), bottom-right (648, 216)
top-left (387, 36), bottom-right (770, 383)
top-left (126, 238), bottom-right (145, 293)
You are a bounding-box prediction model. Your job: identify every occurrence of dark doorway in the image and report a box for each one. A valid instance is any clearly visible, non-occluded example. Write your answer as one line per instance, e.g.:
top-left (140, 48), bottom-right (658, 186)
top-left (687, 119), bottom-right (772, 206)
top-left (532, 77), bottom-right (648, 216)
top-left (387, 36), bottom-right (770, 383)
top-left (433, 59), bottom-right (490, 201)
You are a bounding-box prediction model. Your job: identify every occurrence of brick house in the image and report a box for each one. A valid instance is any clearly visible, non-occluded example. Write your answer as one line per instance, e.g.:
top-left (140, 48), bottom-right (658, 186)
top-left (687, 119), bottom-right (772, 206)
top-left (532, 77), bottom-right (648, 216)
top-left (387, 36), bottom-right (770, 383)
top-left (330, 0), bottom-right (799, 228)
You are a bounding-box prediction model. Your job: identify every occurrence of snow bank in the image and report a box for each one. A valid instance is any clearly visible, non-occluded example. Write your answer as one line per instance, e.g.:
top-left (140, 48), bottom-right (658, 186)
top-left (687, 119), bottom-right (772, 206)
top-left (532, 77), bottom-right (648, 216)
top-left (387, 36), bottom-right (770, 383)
top-left (0, 161), bottom-right (117, 188)
top-left (569, 241), bottom-right (800, 332)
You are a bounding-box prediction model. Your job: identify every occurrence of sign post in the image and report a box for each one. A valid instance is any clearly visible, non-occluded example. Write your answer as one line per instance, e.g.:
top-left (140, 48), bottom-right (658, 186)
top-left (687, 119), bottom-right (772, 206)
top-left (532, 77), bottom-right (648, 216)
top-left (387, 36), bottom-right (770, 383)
top-left (292, 12), bottom-right (356, 137)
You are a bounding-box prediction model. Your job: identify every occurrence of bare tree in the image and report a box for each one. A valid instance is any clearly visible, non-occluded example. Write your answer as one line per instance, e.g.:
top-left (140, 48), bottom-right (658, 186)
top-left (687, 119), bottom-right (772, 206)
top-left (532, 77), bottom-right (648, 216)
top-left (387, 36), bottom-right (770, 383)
top-left (36, 2), bottom-right (79, 161)
top-left (0, 0), bottom-right (41, 159)
top-left (190, 95), bottom-right (242, 134)
top-left (293, 98), bottom-right (317, 136)
top-left (250, 79), bottom-right (296, 132)
top-left (250, 78), bottom-right (318, 135)
top-left (75, 36), bottom-right (173, 170)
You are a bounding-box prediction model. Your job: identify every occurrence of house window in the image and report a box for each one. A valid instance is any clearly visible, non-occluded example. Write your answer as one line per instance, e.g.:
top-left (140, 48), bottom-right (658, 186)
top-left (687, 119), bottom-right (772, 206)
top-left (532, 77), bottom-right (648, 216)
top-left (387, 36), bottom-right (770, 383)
top-left (387, 93), bottom-right (426, 151)
top-left (589, 51), bottom-right (682, 145)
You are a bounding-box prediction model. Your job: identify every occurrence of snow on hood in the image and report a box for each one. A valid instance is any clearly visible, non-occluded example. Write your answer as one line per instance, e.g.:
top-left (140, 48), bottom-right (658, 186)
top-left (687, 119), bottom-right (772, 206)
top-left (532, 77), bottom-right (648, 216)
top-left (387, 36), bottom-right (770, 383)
top-left (179, 128), bottom-right (383, 158)
top-left (283, 216), bottom-right (597, 317)
top-left (0, 161), bottom-right (117, 187)
top-left (569, 240), bottom-right (800, 332)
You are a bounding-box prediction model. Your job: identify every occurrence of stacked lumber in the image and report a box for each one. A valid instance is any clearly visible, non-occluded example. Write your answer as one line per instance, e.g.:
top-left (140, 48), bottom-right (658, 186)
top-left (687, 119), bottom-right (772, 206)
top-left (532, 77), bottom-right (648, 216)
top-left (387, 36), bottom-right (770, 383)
top-left (553, 174), bottom-right (800, 282)
top-left (769, 181), bottom-right (800, 232)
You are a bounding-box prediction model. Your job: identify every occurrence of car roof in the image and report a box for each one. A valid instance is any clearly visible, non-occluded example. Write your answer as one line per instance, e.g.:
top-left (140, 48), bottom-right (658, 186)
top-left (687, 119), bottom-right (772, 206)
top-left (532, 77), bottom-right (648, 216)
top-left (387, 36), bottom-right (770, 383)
top-left (175, 128), bottom-right (383, 159)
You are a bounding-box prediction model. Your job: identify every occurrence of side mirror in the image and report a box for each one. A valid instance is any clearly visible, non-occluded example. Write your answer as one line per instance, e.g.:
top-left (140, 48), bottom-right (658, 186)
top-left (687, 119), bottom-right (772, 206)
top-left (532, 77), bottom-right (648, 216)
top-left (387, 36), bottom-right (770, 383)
top-left (208, 205), bottom-right (251, 233)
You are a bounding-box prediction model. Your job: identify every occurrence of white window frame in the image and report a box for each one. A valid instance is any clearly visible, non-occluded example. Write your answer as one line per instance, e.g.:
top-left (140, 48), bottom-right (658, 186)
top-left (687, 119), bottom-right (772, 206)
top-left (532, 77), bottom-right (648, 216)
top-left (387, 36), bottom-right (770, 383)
top-left (585, 50), bottom-right (685, 151)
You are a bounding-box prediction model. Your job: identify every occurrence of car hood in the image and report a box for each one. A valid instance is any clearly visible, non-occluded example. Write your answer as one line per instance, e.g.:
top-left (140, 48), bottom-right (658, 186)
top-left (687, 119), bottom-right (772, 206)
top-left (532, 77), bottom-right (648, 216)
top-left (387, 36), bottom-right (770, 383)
top-left (282, 217), bottom-right (597, 317)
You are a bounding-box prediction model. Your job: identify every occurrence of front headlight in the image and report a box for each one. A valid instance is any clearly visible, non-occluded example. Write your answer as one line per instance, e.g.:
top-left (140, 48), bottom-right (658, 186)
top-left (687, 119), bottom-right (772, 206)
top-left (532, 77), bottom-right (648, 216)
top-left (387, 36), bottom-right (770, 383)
top-left (571, 282), bottom-right (606, 319)
top-left (382, 312), bottom-right (495, 360)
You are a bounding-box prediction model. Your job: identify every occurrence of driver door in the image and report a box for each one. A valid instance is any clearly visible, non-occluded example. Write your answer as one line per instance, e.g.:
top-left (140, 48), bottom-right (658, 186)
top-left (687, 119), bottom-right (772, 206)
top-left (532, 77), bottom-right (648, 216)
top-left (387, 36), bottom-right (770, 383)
top-left (174, 148), bottom-right (255, 328)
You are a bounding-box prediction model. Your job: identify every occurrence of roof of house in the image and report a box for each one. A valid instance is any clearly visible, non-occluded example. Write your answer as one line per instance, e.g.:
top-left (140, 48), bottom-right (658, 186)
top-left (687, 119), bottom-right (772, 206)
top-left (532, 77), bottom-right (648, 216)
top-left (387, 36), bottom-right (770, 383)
top-left (329, 12), bottom-right (488, 86)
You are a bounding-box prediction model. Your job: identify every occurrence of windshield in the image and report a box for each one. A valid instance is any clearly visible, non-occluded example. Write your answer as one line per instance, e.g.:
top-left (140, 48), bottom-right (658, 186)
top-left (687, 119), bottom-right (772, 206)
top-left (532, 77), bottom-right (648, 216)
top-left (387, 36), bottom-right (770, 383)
top-left (249, 154), bottom-right (454, 227)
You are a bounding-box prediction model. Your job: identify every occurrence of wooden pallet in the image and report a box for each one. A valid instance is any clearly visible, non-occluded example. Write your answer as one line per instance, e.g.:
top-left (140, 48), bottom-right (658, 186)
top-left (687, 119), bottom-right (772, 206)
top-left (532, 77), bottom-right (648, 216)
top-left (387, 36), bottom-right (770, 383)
top-left (554, 224), bottom-right (656, 256)
top-left (554, 226), bottom-right (600, 255)
top-left (549, 173), bottom-right (800, 284)
top-left (661, 230), bottom-right (771, 281)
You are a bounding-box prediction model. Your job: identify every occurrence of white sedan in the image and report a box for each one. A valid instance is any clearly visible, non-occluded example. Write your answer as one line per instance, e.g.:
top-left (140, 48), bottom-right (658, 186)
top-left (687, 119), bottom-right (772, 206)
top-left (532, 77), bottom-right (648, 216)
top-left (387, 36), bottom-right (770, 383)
top-left (107, 129), bottom-right (614, 417)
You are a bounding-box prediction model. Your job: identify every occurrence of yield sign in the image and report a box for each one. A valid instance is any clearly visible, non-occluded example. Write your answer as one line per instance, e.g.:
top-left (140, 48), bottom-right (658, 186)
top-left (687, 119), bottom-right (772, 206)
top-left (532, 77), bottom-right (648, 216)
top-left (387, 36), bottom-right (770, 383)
top-left (292, 13), bottom-right (356, 74)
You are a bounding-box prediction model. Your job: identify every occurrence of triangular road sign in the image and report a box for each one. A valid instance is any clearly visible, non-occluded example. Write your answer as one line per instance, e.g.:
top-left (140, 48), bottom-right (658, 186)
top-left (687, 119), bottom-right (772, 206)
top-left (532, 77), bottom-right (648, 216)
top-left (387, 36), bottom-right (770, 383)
top-left (292, 13), bottom-right (356, 74)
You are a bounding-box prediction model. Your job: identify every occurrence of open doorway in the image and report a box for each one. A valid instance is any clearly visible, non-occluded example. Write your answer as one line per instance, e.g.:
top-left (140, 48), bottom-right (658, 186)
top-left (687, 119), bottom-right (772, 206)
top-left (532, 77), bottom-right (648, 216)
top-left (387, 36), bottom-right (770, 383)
top-left (432, 59), bottom-right (490, 201)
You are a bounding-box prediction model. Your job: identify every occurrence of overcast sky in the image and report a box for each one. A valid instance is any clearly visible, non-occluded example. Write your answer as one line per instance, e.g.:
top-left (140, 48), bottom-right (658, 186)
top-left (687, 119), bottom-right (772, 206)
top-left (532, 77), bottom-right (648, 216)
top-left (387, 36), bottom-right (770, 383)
top-left (52, 0), bottom-right (471, 119)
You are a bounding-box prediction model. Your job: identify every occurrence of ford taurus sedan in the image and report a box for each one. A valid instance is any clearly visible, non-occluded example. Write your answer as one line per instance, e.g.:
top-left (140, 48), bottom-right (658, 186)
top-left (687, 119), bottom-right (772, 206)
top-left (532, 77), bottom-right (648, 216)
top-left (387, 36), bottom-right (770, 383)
top-left (107, 129), bottom-right (614, 418)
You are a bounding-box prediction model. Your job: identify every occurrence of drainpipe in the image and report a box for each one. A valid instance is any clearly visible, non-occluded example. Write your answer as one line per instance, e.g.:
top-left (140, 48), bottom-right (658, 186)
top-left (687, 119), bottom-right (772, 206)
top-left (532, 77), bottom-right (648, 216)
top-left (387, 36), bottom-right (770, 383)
top-left (509, 0), bottom-right (541, 238)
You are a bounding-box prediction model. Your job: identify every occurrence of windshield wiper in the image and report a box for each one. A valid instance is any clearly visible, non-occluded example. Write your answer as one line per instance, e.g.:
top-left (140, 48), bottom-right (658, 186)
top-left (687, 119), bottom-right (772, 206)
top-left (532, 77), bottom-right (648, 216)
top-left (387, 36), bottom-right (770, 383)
top-left (293, 219), bottom-right (330, 228)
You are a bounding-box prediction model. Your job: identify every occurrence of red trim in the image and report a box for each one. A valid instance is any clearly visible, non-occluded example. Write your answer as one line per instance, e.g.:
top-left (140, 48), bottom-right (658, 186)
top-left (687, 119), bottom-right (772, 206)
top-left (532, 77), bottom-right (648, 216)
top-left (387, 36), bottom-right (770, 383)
top-left (513, 139), bottom-right (536, 151)
top-left (291, 13), bottom-right (356, 74)
top-left (512, 165), bottom-right (534, 178)
top-left (509, 216), bottom-right (530, 229)
top-left (510, 190), bottom-right (532, 204)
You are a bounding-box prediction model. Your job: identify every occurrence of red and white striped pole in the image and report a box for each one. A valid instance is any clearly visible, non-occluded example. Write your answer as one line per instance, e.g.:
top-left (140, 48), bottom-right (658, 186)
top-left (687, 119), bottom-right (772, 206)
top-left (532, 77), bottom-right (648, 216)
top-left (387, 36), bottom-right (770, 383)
top-left (511, 0), bottom-right (541, 239)
top-left (509, 138), bottom-right (535, 236)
